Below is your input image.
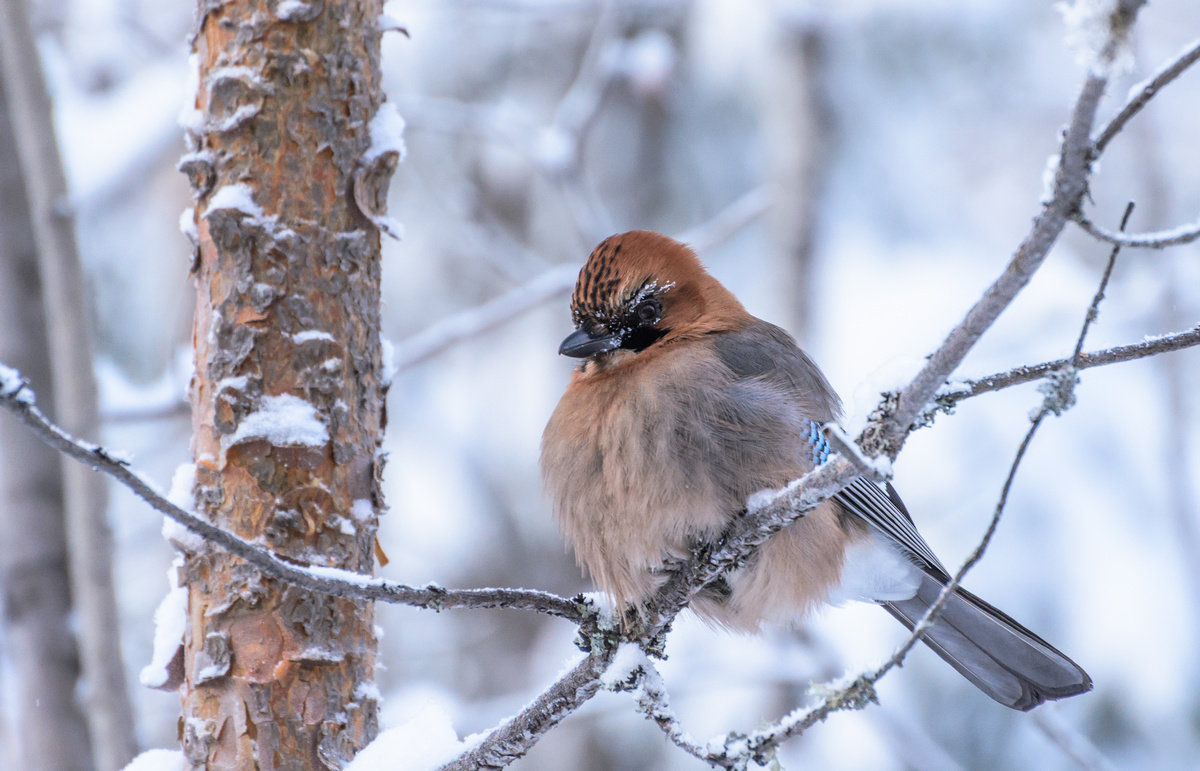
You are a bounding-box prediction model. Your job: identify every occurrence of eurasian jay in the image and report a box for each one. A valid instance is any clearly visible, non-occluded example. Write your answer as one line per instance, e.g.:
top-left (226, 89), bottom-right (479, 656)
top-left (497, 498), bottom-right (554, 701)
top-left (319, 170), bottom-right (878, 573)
top-left (541, 230), bottom-right (1091, 711)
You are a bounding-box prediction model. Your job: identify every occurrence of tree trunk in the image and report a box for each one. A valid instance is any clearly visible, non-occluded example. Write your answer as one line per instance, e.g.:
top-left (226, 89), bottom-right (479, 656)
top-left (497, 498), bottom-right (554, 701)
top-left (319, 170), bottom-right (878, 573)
top-left (0, 3), bottom-right (138, 769)
top-left (180, 0), bottom-right (391, 767)
top-left (0, 72), bottom-right (96, 771)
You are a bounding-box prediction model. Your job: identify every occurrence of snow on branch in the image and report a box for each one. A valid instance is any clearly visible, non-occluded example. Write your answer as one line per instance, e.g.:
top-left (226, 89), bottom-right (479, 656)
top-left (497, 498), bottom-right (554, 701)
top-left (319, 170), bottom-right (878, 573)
top-left (1091, 36), bottom-right (1200, 155)
top-left (0, 370), bottom-right (590, 625)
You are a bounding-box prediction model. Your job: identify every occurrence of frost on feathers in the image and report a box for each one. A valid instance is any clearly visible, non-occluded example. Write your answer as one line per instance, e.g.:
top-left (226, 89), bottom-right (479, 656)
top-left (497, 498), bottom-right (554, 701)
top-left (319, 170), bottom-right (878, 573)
top-left (139, 560), bottom-right (187, 689)
top-left (226, 394), bottom-right (329, 448)
top-left (1058, 0), bottom-right (1135, 76)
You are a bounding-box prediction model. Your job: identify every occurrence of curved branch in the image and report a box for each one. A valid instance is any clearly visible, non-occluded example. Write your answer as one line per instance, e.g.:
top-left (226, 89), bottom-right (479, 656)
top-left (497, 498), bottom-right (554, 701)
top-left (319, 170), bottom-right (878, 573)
top-left (1092, 36), bottom-right (1200, 156)
top-left (1073, 212), bottom-right (1200, 248)
top-left (0, 370), bottom-right (588, 624)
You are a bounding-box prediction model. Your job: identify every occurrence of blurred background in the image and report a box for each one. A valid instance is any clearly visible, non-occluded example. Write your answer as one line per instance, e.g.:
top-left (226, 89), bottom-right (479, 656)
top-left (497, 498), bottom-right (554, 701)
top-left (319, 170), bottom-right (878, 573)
top-left (2, 0), bottom-right (1199, 768)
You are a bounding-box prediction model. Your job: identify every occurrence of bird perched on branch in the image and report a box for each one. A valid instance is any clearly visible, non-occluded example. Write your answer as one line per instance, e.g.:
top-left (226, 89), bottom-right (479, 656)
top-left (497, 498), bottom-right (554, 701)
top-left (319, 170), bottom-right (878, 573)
top-left (541, 230), bottom-right (1091, 711)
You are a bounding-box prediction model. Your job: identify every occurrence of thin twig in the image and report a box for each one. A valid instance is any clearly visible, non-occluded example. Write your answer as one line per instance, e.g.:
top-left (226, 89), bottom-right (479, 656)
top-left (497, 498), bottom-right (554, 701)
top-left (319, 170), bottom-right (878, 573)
top-left (1092, 36), bottom-right (1200, 155)
top-left (1072, 211), bottom-right (1200, 248)
top-left (1072, 203), bottom-right (1134, 362)
top-left (390, 187), bottom-right (773, 373)
top-left (0, 371), bottom-right (589, 624)
top-left (1032, 707), bottom-right (1120, 771)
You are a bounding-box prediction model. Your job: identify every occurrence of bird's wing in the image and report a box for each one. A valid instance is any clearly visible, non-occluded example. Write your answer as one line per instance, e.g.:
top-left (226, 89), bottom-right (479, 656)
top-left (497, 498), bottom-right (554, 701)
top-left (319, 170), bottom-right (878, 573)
top-left (710, 320), bottom-right (949, 577)
top-left (710, 320), bottom-right (842, 423)
top-left (834, 478), bottom-right (950, 578)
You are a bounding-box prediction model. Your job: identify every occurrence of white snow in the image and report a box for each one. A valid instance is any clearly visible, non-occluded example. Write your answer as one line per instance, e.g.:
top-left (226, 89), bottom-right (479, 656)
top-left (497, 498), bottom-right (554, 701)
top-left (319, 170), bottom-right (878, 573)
top-left (178, 207), bottom-right (197, 245)
top-left (205, 183), bottom-right (265, 220)
top-left (380, 337), bottom-right (397, 386)
top-left (121, 749), bottom-right (189, 771)
top-left (139, 560), bottom-right (187, 688)
top-left (364, 102), bottom-right (407, 163)
top-left (226, 394), bottom-right (329, 448)
top-left (304, 563), bottom-right (384, 588)
top-left (378, 14), bottom-right (407, 34)
top-left (274, 0), bottom-right (313, 21)
top-left (179, 54), bottom-right (204, 133)
top-left (345, 706), bottom-right (471, 771)
top-left (601, 643), bottom-right (649, 689)
top-left (204, 65), bottom-right (268, 91)
top-left (292, 330), bottom-right (336, 344)
top-left (163, 463), bottom-right (206, 553)
top-left (351, 499), bottom-right (375, 522)
top-left (1058, 0), bottom-right (1135, 76)
top-left (0, 364), bottom-right (33, 404)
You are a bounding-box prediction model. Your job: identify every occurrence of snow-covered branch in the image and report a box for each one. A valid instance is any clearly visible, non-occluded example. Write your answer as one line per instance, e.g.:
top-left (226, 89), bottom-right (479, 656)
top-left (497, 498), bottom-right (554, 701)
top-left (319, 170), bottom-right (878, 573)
top-left (0, 367), bottom-right (590, 625)
top-left (1072, 212), bottom-right (1200, 248)
top-left (1091, 36), bottom-right (1200, 155)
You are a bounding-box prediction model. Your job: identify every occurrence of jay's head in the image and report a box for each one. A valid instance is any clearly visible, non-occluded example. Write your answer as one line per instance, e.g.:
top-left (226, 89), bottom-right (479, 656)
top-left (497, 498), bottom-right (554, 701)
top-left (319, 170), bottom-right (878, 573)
top-left (559, 230), bottom-right (747, 366)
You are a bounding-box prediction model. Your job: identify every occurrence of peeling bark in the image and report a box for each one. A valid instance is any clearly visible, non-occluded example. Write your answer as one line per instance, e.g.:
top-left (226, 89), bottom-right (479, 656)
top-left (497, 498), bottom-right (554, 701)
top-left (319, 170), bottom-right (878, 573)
top-left (181, 1), bottom-right (391, 767)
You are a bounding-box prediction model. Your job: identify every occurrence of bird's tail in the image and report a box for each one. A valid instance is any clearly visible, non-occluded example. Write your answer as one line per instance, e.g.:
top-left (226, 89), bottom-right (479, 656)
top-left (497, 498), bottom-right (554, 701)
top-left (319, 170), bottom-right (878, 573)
top-left (883, 573), bottom-right (1091, 711)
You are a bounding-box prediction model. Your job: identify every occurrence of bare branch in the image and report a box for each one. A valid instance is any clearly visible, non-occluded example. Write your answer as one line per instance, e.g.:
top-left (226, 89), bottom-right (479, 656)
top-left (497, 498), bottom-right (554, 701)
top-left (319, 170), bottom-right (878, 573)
top-left (440, 650), bottom-right (615, 771)
top-left (868, 0), bottom-right (1146, 459)
top-left (1072, 211), bottom-right (1200, 248)
top-left (926, 324), bottom-right (1200, 417)
top-left (1092, 36), bottom-right (1200, 156)
top-left (1072, 203), bottom-right (1134, 363)
top-left (0, 369), bottom-right (589, 624)
top-left (1032, 707), bottom-right (1120, 771)
top-left (390, 187), bottom-right (772, 373)
top-left (389, 264), bottom-right (579, 371)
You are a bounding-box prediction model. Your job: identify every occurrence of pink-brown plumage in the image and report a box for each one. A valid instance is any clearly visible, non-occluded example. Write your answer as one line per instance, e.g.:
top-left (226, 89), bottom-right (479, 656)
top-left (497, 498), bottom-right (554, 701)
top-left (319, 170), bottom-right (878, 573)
top-left (541, 230), bottom-right (1092, 710)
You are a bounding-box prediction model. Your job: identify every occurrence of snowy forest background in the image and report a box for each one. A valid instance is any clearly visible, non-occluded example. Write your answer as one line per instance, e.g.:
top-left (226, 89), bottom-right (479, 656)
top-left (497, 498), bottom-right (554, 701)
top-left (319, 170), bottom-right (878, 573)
top-left (2, 0), bottom-right (1200, 768)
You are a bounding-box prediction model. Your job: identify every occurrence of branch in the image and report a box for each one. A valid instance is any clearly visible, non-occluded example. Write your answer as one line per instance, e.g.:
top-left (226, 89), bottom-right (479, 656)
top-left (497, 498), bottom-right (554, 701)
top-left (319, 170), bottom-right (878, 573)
top-left (867, 0), bottom-right (1146, 459)
top-left (0, 367), bottom-right (589, 624)
top-left (644, 201), bottom-right (1136, 767)
top-left (927, 324), bottom-right (1200, 419)
top-left (440, 650), bottom-right (615, 771)
top-left (389, 186), bottom-right (771, 373)
top-left (1072, 212), bottom-right (1200, 248)
top-left (1092, 36), bottom-right (1200, 156)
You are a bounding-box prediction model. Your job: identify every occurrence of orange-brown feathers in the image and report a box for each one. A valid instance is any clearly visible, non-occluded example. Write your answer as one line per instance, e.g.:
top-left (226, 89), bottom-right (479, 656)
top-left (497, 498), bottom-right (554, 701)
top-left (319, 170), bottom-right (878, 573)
top-left (570, 231), bottom-right (749, 353)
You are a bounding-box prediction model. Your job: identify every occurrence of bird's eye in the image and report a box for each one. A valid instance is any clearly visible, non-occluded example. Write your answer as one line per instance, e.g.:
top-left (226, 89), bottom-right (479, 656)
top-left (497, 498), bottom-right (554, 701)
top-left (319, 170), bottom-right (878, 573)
top-left (635, 299), bottom-right (661, 324)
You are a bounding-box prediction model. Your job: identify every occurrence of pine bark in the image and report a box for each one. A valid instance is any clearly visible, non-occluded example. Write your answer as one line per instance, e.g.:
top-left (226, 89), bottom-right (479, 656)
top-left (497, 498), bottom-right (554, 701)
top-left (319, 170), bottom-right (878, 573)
top-left (180, 1), bottom-right (391, 767)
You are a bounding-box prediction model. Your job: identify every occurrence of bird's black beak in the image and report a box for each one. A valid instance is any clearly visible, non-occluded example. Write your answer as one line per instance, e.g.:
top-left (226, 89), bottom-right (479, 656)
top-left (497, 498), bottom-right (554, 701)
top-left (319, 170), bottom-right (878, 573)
top-left (558, 327), bottom-right (621, 358)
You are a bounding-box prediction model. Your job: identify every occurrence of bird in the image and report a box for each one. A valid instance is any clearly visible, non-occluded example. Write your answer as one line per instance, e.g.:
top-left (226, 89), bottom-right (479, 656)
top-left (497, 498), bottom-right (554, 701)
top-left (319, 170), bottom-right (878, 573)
top-left (540, 230), bottom-right (1091, 711)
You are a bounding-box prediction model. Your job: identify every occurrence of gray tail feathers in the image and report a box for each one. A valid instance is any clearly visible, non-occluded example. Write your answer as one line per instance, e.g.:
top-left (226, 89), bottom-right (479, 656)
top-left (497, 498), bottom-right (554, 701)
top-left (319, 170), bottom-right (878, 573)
top-left (883, 574), bottom-right (1092, 711)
